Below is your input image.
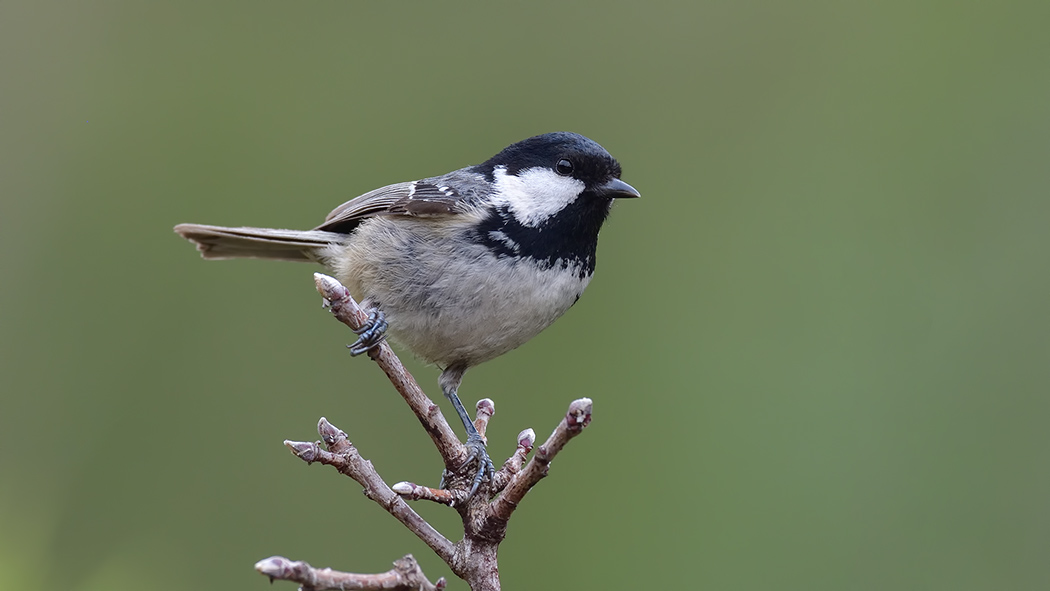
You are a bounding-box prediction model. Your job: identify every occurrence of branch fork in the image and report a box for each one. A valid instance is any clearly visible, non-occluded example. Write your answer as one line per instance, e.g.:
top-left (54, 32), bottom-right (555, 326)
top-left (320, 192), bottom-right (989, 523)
top-left (256, 274), bottom-right (594, 591)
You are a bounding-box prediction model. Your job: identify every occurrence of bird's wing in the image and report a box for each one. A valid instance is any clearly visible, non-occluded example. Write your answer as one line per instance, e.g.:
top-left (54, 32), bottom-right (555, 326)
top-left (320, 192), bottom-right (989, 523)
top-left (315, 177), bottom-right (476, 233)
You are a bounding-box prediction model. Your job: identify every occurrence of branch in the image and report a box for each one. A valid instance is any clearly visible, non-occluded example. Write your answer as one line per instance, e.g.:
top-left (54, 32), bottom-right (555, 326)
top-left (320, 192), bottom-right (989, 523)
top-left (391, 481), bottom-right (457, 506)
top-left (260, 274), bottom-right (598, 591)
top-left (473, 398), bottom-right (495, 443)
top-left (314, 273), bottom-right (467, 472)
top-left (486, 398), bottom-right (593, 523)
top-left (285, 418), bottom-right (454, 563)
top-left (391, 403), bottom-right (521, 506)
top-left (255, 555), bottom-right (445, 591)
top-left (490, 428), bottom-right (535, 493)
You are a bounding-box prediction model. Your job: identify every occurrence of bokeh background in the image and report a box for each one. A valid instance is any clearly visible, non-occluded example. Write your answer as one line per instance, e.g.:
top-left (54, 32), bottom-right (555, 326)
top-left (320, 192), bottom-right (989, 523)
top-left (2, 1), bottom-right (1049, 589)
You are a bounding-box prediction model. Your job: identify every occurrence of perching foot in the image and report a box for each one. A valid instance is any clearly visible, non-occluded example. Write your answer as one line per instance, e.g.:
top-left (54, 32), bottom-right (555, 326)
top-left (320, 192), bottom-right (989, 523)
top-left (348, 308), bottom-right (387, 356)
top-left (463, 433), bottom-right (496, 497)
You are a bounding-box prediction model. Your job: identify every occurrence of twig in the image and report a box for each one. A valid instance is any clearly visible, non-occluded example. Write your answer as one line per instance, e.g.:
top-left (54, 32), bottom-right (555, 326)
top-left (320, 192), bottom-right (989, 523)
top-left (255, 554), bottom-right (446, 591)
top-left (391, 481), bottom-right (459, 506)
top-left (285, 418), bottom-right (454, 562)
top-left (314, 273), bottom-right (467, 472)
top-left (490, 428), bottom-right (536, 493)
top-left (486, 398), bottom-right (593, 523)
top-left (473, 398), bottom-right (495, 443)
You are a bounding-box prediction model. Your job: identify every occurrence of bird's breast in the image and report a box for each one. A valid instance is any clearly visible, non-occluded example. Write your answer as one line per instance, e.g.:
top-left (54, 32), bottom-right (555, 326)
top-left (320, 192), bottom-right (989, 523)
top-left (325, 216), bottom-right (593, 368)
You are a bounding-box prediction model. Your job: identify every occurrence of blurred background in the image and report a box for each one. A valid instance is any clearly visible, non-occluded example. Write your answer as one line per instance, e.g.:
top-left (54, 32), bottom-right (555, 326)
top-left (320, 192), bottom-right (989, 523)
top-left (2, 1), bottom-right (1048, 589)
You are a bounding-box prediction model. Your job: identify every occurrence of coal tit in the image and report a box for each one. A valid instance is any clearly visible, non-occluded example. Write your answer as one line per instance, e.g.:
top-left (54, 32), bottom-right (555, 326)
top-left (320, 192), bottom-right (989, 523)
top-left (175, 132), bottom-right (639, 492)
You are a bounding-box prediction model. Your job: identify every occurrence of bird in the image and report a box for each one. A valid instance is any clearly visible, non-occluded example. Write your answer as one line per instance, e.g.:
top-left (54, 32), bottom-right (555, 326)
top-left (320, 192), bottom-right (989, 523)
top-left (174, 132), bottom-right (639, 494)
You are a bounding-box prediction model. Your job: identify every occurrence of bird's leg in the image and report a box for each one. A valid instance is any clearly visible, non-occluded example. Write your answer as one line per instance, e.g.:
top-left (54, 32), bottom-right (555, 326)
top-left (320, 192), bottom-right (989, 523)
top-left (348, 307), bottom-right (387, 356)
top-left (439, 366), bottom-right (495, 496)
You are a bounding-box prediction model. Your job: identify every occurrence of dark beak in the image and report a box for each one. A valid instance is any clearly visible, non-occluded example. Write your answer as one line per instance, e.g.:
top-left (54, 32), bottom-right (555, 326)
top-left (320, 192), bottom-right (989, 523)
top-left (598, 178), bottom-right (641, 199)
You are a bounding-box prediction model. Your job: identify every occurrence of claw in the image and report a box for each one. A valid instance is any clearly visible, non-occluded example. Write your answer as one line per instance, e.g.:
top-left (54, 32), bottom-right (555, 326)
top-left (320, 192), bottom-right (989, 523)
top-left (348, 308), bottom-right (387, 356)
top-left (463, 434), bottom-right (496, 498)
top-left (436, 436), bottom-right (494, 497)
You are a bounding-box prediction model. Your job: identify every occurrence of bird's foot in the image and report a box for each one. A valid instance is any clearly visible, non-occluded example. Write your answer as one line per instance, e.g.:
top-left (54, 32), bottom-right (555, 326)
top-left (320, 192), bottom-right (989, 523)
top-left (440, 433), bottom-right (496, 497)
top-left (348, 308), bottom-right (387, 356)
top-left (462, 432), bottom-right (496, 497)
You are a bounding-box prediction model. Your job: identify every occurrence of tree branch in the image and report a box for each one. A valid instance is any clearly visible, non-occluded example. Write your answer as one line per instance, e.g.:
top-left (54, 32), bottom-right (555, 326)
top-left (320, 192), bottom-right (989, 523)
top-left (314, 273), bottom-right (467, 472)
top-left (473, 398), bottom-right (495, 443)
top-left (257, 274), bottom-right (597, 591)
top-left (391, 481), bottom-right (457, 506)
top-left (490, 428), bottom-right (535, 493)
top-left (486, 398), bottom-right (593, 524)
top-left (285, 418), bottom-right (454, 562)
top-left (255, 554), bottom-right (445, 591)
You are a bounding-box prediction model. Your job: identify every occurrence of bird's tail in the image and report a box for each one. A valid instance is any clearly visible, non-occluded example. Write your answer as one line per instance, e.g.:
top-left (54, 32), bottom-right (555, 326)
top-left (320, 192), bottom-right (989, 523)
top-left (174, 223), bottom-right (345, 262)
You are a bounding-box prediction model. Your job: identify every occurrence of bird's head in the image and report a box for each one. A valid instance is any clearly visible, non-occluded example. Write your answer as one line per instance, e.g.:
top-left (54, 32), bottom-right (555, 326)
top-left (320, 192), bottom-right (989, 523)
top-left (474, 132), bottom-right (640, 228)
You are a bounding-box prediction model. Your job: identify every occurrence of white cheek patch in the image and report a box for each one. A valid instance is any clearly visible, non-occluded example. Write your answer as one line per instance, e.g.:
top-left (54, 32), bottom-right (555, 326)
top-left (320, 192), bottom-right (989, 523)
top-left (492, 166), bottom-right (586, 228)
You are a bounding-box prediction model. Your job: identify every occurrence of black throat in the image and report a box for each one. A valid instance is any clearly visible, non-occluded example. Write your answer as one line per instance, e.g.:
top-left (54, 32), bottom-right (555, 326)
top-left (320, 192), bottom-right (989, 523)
top-left (472, 193), bottom-right (613, 277)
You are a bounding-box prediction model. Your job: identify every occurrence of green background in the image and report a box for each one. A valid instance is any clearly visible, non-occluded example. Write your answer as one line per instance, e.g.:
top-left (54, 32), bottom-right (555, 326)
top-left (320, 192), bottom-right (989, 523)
top-left (2, 1), bottom-right (1048, 589)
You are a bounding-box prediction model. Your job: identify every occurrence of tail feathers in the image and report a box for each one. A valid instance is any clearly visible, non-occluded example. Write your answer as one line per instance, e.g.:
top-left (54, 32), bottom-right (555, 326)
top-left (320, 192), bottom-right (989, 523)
top-left (174, 223), bottom-right (344, 262)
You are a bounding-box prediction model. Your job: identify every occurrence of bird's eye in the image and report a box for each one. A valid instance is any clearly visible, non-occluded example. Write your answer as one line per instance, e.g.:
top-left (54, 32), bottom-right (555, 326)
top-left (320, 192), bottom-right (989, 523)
top-left (555, 159), bottom-right (574, 176)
